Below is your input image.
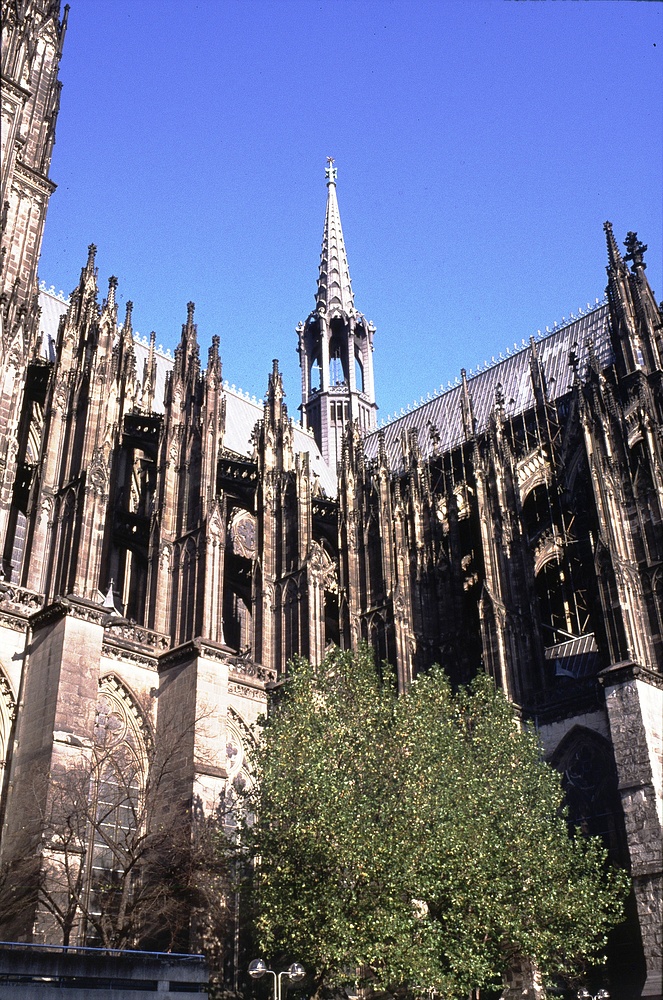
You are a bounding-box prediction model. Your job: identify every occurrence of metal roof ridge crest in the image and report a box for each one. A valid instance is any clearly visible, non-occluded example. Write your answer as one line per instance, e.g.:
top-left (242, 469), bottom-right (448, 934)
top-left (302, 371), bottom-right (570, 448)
top-left (374, 297), bottom-right (609, 430)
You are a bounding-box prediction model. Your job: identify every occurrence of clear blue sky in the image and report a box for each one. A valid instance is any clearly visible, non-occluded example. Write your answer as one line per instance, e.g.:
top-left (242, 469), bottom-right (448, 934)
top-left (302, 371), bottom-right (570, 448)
top-left (40, 0), bottom-right (662, 422)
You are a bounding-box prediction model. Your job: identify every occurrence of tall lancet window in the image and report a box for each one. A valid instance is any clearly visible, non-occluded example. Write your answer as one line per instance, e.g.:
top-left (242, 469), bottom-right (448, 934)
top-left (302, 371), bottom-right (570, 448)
top-left (83, 678), bottom-right (148, 946)
top-left (0, 668), bottom-right (16, 777)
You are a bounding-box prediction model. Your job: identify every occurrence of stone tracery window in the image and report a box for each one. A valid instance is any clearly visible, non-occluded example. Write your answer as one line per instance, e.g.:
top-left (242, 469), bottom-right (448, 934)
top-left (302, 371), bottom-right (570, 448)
top-left (84, 678), bottom-right (148, 944)
top-left (0, 668), bottom-right (16, 776)
top-left (223, 711), bottom-right (254, 837)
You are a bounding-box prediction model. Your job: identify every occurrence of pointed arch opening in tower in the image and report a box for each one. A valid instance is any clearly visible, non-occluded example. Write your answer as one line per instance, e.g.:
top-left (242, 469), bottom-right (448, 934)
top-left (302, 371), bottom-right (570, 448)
top-left (329, 319), bottom-right (349, 386)
top-left (310, 353), bottom-right (322, 392)
top-left (354, 348), bottom-right (365, 393)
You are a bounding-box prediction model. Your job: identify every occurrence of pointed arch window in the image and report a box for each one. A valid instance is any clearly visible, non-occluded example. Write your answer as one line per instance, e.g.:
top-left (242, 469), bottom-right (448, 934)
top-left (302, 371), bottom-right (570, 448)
top-left (0, 669), bottom-right (16, 777)
top-left (83, 678), bottom-right (148, 945)
top-left (330, 350), bottom-right (345, 386)
top-left (551, 727), bottom-right (627, 865)
top-left (310, 355), bottom-right (322, 392)
top-left (223, 710), bottom-right (255, 837)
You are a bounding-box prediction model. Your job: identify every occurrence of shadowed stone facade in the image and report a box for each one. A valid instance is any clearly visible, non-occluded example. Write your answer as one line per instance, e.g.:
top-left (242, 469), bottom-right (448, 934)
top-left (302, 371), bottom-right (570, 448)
top-left (1, 3), bottom-right (661, 995)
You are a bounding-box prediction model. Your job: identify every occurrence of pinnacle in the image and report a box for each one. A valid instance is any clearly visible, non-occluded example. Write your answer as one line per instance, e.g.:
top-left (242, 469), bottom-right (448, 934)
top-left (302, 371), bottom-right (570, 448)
top-left (624, 231), bottom-right (648, 271)
top-left (603, 221), bottom-right (623, 271)
top-left (316, 160), bottom-right (355, 319)
top-left (124, 300), bottom-right (133, 330)
top-left (106, 275), bottom-right (118, 310)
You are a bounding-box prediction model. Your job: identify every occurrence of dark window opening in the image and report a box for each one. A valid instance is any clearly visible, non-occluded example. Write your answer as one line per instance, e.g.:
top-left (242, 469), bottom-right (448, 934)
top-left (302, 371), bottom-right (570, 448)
top-left (354, 349), bottom-right (364, 392)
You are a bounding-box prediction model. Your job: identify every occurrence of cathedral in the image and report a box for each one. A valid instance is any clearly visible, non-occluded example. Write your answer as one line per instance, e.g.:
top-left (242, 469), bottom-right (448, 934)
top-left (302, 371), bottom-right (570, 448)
top-left (0, 2), bottom-right (661, 995)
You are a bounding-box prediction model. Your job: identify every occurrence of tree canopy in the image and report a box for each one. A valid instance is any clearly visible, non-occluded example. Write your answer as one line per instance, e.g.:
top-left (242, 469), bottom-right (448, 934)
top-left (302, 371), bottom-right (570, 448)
top-left (243, 645), bottom-right (628, 996)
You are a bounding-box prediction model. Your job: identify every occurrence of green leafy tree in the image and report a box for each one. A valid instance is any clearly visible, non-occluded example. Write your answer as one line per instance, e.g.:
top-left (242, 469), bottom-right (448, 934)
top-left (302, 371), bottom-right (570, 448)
top-left (243, 645), bottom-right (628, 997)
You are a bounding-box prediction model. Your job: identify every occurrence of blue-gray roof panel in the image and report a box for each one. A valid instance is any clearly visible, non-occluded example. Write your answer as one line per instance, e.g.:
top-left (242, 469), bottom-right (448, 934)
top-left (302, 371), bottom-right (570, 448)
top-left (365, 305), bottom-right (612, 468)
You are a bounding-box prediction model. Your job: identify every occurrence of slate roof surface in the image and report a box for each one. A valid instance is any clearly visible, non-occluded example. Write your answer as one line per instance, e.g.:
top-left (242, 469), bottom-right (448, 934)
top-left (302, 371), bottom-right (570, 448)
top-left (364, 303), bottom-right (613, 470)
top-left (38, 284), bottom-right (69, 360)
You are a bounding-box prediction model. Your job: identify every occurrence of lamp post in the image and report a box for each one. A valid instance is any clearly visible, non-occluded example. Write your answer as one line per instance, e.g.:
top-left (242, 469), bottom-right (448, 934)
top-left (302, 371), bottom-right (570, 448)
top-left (249, 959), bottom-right (306, 1000)
top-left (577, 990), bottom-right (610, 1000)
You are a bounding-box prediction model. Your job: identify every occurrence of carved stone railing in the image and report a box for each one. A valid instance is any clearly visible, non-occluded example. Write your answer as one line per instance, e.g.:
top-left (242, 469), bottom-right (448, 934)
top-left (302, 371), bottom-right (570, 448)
top-left (103, 619), bottom-right (171, 651)
top-left (0, 583), bottom-right (45, 613)
top-left (228, 655), bottom-right (277, 686)
top-left (533, 527), bottom-right (564, 576)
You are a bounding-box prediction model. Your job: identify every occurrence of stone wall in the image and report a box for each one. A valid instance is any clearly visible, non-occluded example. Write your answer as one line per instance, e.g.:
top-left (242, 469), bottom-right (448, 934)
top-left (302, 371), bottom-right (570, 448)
top-left (0, 943), bottom-right (208, 999)
top-left (601, 663), bottom-right (663, 999)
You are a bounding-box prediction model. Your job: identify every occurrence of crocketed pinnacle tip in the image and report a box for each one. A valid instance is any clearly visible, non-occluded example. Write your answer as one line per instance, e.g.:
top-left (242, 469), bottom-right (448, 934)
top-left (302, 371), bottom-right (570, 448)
top-left (107, 276), bottom-right (118, 309)
top-left (604, 221), bottom-right (623, 269)
top-left (85, 244), bottom-right (97, 272)
top-left (316, 162), bottom-right (355, 318)
top-left (123, 300), bottom-right (133, 333)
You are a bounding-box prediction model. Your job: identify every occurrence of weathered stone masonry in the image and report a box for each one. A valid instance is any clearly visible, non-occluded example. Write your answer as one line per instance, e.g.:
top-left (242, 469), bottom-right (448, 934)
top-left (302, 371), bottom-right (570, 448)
top-left (1, 3), bottom-right (661, 994)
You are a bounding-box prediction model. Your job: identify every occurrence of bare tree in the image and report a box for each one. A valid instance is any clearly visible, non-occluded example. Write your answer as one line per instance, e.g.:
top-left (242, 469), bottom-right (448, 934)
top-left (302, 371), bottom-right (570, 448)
top-left (0, 718), bottom-right (231, 954)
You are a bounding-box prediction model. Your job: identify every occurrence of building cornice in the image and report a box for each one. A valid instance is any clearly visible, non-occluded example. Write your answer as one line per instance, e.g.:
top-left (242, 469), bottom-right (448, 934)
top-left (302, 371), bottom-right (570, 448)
top-left (158, 636), bottom-right (235, 672)
top-left (14, 159), bottom-right (56, 196)
top-left (0, 73), bottom-right (31, 102)
top-left (30, 595), bottom-right (107, 630)
top-left (598, 659), bottom-right (663, 691)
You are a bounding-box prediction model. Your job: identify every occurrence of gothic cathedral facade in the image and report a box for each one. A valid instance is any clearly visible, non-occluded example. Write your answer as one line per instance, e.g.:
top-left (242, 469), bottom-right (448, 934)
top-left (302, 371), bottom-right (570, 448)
top-left (1, 2), bottom-right (661, 994)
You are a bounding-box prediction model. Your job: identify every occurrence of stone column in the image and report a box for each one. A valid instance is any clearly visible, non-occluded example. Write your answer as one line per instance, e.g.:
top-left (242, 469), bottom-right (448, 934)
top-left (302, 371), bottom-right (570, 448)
top-left (500, 957), bottom-right (545, 999)
top-left (600, 662), bottom-right (663, 999)
top-left (156, 639), bottom-right (230, 819)
top-left (0, 597), bottom-right (104, 939)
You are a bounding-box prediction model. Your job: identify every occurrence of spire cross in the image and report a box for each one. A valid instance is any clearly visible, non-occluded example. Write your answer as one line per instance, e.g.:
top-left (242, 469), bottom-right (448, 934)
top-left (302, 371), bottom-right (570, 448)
top-left (325, 157), bottom-right (337, 185)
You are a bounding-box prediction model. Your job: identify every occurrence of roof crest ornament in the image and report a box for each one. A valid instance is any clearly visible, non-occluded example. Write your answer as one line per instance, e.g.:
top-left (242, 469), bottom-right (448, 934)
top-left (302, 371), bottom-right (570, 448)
top-left (325, 156), bottom-right (337, 185)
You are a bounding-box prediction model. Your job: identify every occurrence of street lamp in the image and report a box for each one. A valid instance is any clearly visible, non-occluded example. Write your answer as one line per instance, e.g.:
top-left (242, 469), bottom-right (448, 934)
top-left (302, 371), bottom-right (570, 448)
top-left (577, 990), bottom-right (609, 1000)
top-left (249, 959), bottom-right (306, 1000)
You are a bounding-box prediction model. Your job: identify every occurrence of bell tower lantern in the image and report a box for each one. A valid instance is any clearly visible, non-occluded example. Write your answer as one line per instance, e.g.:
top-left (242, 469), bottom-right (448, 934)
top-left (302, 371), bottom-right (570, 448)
top-left (298, 160), bottom-right (377, 470)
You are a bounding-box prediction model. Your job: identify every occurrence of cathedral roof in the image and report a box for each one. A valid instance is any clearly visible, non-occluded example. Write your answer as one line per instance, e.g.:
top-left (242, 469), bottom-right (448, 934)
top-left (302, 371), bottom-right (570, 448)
top-left (315, 160), bottom-right (355, 318)
top-left (38, 291), bottom-right (612, 492)
top-left (364, 303), bottom-right (613, 469)
top-left (38, 283), bottom-right (69, 360)
top-left (37, 285), bottom-right (337, 496)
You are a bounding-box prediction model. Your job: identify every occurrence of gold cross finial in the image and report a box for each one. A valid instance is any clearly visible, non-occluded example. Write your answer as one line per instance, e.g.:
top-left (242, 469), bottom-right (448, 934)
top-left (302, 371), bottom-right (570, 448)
top-left (325, 156), bottom-right (337, 184)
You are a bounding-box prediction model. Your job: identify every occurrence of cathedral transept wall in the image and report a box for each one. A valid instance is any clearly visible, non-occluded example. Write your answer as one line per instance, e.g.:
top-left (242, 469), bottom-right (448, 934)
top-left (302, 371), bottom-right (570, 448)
top-left (0, 5), bottom-right (661, 990)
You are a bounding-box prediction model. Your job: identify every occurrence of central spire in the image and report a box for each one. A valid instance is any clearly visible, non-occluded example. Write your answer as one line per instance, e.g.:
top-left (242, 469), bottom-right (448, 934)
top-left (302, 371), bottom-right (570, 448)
top-left (298, 163), bottom-right (378, 470)
top-left (316, 158), bottom-right (355, 318)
